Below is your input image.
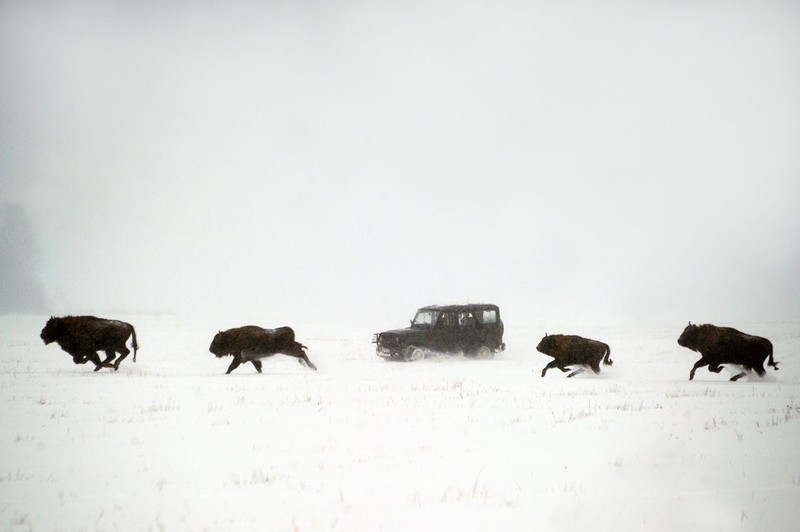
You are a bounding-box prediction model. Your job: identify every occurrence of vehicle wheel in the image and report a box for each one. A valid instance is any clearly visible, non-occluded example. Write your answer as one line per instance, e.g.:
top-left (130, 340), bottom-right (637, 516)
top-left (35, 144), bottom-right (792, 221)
top-left (474, 345), bottom-right (493, 360)
top-left (403, 346), bottom-right (425, 362)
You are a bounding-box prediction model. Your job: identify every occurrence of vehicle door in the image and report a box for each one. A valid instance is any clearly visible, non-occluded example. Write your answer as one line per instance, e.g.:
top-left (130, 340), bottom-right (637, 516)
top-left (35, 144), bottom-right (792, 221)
top-left (431, 311), bottom-right (459, 352)
top-left (458, 310), bottom-right (482, 352)
top-left (477, 308), bottom-right (502, 348)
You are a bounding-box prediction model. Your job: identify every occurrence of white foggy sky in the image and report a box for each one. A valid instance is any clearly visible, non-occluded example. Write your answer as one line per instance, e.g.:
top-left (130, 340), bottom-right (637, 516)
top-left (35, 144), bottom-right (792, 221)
top-left (1, 0), bottom-right (799, 326)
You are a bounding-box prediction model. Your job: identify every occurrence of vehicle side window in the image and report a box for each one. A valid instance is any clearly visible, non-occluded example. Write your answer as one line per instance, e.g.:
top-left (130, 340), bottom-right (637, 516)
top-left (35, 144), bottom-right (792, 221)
top-left (440, 312), bottom-right (457, 327)
top-left (413, 311), bottom-right (436, 326)
top-left (482, 310), bottom-right (497, 324)
top-left (458, 311), bottom-right (477, 327)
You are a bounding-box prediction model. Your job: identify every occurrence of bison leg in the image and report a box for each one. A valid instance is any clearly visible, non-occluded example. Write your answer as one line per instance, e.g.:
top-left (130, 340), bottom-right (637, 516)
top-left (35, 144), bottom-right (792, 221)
top-left (284, 345), bottom-right (317, 371)
top-left (113, 347), bottom-right (130, 371)
top-left (730, 371), bottom-right (747, 382)
top-left (567, 367), bottom-right (585, 378)
top-left (251, 359), bottom-right (263, 373)
top-left (541, 360), bottom-right (560, 377)
top-left (689, 358), bottom-right (709, 380)
top-left (225, 356), bottom-right (243, 374)
top-left (285, 343), bottom-right (317, 371)
top-left (101, 350), bottom-right (117, 368)
top-left (708, 363), bottom-right (724, 374)
top-left (297, 354), bottom-right (317, 371)
top-left (85, 352), bottom-right (104, 372)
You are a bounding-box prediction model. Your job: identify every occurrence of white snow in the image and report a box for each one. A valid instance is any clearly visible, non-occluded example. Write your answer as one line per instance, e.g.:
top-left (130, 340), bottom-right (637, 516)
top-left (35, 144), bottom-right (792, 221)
top-left (1, 315), bottom-right (799, 531)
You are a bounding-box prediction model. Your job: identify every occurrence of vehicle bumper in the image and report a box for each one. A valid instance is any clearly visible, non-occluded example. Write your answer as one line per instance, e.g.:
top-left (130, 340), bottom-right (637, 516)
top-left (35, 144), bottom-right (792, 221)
top-left (376, 346), bottom-right (398, 358)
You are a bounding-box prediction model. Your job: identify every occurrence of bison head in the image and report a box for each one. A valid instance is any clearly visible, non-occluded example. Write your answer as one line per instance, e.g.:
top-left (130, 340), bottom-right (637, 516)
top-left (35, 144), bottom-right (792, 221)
top-left (40, 317), bottom-right (64, 345)
top-left (677, 323), bottom-right (700, 351)
top-left (536, 334), bottom-right (556, 355)
top-left (209, 330), bottom-right (231, 358)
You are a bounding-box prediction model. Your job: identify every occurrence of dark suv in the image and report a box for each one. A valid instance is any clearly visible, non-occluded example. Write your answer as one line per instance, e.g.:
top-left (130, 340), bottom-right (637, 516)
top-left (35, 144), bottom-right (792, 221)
top-left (372, 304), bottom-right (505, 361)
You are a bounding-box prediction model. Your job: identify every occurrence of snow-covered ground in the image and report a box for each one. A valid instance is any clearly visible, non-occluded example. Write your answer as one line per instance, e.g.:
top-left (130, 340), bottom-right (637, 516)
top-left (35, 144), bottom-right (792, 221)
top-left (1, 314), bottom-right (798, 531)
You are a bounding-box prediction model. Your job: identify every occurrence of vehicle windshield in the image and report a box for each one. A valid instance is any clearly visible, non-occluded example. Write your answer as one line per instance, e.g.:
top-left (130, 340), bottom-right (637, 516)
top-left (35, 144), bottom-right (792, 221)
top-left (412, 310), bottom-right (437, 327)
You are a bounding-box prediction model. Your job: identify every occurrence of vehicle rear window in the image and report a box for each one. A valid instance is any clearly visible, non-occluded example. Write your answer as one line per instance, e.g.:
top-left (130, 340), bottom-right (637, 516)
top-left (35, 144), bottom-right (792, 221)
top-left (481, 310), bottom-right (497, 324)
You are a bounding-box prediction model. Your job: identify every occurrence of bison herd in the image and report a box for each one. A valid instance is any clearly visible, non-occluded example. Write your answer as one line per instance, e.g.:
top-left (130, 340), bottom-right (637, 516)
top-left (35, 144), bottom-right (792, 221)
top-left (39, 316), bottom-right (780, 380)
top-left (39, 316), bottom-right (317, 375)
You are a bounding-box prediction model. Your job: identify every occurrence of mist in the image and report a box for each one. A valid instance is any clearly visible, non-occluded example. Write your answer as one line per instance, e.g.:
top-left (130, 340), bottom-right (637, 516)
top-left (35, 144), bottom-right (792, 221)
top-left (0, 203), bottom-right (47, 313)
top-left (2, 0), bottom-right (799, 327)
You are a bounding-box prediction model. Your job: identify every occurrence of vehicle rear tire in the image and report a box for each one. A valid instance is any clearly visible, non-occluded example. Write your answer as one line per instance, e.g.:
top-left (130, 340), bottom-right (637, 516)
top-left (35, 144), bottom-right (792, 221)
top-left (403, 346), bottom-right (425, 362)
top-left (473, 345), bottom-right (494, 360)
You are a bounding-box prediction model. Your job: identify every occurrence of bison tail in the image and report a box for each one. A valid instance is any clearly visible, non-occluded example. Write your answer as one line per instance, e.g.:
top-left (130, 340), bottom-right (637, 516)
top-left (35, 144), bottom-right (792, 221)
top-left (767, 344), bottom-right (779, 371)
top-left (130, 326), bottom-right (139, 363)
top-left (603, 344), bottom-right (613, 366)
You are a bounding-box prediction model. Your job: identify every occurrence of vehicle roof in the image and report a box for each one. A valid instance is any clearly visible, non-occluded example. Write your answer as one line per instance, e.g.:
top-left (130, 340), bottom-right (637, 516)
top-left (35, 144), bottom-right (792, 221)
top-left (417, 303), bottom-right (500, 312)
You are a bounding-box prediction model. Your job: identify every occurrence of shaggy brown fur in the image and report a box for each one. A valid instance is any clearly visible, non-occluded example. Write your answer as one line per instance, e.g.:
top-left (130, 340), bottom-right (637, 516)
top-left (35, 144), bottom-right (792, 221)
top-left (678, 323), bottom-right (778, 381)
top-left (40, 316), bottom-right (138, 371)
top-left (209, 325), bottom-right (317, 374)
top-left (536, 334), bottom-right (613, 377)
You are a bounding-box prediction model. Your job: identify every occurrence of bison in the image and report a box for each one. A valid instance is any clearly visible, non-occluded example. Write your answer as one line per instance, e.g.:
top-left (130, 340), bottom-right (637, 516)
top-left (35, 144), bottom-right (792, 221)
top-left (536, 334), bottom-right (613, 377)
top-left (40, 316), bottom-right (138, 371)
top-left (209, 325), bottom-right (317, 374)
top-left (677, 322), bottom-right (779, 381)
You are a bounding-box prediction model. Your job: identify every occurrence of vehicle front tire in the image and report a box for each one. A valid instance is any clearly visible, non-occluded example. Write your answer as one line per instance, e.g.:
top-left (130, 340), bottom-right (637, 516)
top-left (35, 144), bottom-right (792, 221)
top-left (403, 346), bottom-right (425, 362)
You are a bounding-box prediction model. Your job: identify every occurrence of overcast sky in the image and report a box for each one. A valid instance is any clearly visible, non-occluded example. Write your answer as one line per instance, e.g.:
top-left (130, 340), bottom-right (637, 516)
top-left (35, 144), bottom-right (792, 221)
top-left (2, 0), bottom-right (799, 327)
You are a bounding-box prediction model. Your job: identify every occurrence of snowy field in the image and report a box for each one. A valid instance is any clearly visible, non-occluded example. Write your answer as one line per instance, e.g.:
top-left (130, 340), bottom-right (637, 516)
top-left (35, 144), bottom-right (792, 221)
top-left (1, 314), bottom-right (799, 532)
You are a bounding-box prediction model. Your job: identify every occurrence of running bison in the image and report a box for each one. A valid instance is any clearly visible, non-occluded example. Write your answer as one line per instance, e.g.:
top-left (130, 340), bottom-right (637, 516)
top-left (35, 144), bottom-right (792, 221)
top-left (536, 334), bottom-right (613, 377)
top-left (40, 316), bottom-right (138, 371)
top-left (677, 323), bottom-right (779, 381)
top-left (209, 325), bottom-right (317, 374)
